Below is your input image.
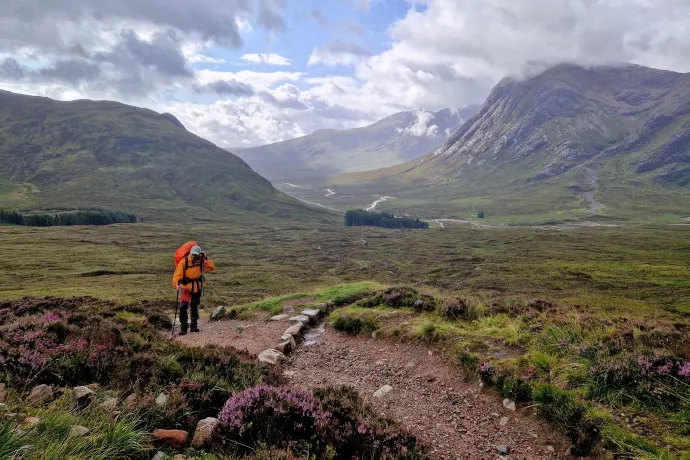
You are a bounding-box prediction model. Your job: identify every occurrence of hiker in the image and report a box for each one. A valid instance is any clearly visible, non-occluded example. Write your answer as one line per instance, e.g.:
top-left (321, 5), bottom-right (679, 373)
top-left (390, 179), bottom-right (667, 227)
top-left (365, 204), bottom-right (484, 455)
top-left (172, 245), bottom-right (215, 335)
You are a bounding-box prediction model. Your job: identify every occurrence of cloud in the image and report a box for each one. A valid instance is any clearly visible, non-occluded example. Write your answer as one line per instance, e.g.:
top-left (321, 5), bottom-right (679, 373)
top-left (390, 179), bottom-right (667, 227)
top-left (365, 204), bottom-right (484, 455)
top-left (195, 80), bottom-right (255, 97)
top-left (242, 53), bottom-right (292, 66)
top-left (195, 69), bottom-right (303, 89)
top-left (308, 42), bottom-right (372, 67)
top-left (258, 0), bottom-right (286, 32)
top-left (403, 110), bottom-right (439, 137)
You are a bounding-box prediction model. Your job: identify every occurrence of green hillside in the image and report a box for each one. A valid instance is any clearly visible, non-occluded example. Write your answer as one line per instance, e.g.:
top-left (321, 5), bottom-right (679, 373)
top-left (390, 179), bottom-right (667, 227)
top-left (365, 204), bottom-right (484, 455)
top-left (328, 64), bottom-right (690, 224)
top-left (0, 90), bottom-right (314, 222)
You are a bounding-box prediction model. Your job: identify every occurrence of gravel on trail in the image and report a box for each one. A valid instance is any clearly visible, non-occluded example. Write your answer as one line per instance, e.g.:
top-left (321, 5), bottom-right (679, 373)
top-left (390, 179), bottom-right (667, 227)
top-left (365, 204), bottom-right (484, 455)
top-left (285, 328), bottom-right (578, 460)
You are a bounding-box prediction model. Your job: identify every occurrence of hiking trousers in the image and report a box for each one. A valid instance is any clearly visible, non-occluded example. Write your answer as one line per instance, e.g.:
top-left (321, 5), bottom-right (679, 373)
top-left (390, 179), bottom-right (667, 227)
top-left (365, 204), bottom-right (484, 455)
top-left (179, 292), bottom-right (201, 332)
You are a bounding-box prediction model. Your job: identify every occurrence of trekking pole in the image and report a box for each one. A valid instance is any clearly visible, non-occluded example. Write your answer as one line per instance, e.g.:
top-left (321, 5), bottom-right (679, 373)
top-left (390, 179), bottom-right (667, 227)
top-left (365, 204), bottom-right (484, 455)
top-left (171, 288), bottom-right (179, 339)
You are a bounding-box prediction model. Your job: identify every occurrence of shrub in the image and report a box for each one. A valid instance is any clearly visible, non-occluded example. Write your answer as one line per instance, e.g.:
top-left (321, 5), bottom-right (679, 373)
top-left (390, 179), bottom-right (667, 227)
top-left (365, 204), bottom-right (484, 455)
top-left (213, 385), bottom-right (330, 455)
top-left (356, 287), bottom-right (436, 311)
top-left (213, 385), bottom-right (427, 459)
top-left (332, 316), bottom-right (377, 335)
top-left (532, 384), bottom-right (605, 456)
top-left (440, 298), bottom-right (471, 320)
top-left (417, 322), bottom-right (443, 343)
top-left (147, 312), bottom-right (173, 330)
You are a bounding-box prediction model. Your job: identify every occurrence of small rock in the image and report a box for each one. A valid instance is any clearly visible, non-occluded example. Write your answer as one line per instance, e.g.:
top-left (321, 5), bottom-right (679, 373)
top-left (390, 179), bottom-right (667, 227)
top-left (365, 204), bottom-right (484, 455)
top-left (270, 314), bottom-right (289, 321)
top-left (283, 370), bottom-right (296, 377)
top-left (373, 385), bottom-right (393, 398)
top-left (69, 425), bottom-right (90, 437)
top-left (0, 383), bottom-right (7, 403)
top-left (23, 416), bottom-right (40, 428)
top-left (191, 417), bottom-right (218, 448)
top-left (258, 349), bottom-right (285, 365)
top-left (73, 386), bottom-right (95, 409)
top-left (502, 398), bottom-right (516, 411)
top-left (172, 455), bottom-right (185, 460)
top-left (124, 394), bottom-right (139, 410)
top-left (500, 416), bottom-right (509, 427)
top-left (152, 452), bottom-right (168, 460)
top-left (284, 323), bottom-right (303, 337)
top-left (428, 350), bottom-right (433, 356)
top-left (86, 383), bottom-right (99, 391)
top-left (28, 384), bottom-right (54, 406)
top-left (211, 305), bottom-right (226, 320)
top-left (491, 412), bottom-right (500, 418)
top-left (289, 315), bottom-right (310, 323)
top-left (301, 309), bottom-right (321, 318)
top-left (494, 445), bottom-right (510, 455)
top-left (152, 429), bottom-right (188, 449)
top-left (276, 340), bottom-right (292, 355)
top-left (546, 446), bottom-right (555, 453)
top-left (280, 334), bottom-right (297, 349)
top-left (100, 397), bottom-right (118, 411)
top-left (0, 403), bottom-right (7, 412)
top-left (155, 393), bottom-right (168, 407)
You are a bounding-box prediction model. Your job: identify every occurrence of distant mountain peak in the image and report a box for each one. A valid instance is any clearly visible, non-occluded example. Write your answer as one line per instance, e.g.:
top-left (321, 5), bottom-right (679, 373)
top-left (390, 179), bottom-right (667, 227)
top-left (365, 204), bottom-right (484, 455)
top-left (232, 105), bottom-right (481, 181)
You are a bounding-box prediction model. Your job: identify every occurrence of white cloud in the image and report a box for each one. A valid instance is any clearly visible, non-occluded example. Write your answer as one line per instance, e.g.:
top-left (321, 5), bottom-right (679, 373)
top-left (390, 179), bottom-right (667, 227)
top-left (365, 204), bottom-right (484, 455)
top-left (308, 42), bottom-right (372, 67)
top-left (242, 53), bottom-right (292, 66)
top-left (403, 110), bottom-right (439, 137)
top-left (195, 69), bottom-right (303, 89)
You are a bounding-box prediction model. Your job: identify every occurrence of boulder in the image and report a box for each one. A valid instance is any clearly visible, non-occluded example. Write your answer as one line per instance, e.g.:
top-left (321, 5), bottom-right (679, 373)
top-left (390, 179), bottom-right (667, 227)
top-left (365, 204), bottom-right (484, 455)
top-left (152, 429), bottom-right (188, 449)
top-left (99, 397), bottom-right (118, 411)
top-left (258, 349), bottom-right (285, 365)
top-left (502, 398), bottom-right (516, 411)
top-left (73, 386), bottom-right (95, 409)
top-left (373, 385), bottom-right (393, 398)
top-left (155, 393), bottom-right (169, 407)
top-left (289, 315), bottom-right (310, 323)
top-left (280, 334), bottom-right (297, 349)
top-left (284, 323), bottom-right (303, 337)
top-left (69, 425), bottom-right (90, 437)
top-left (270, 314), bottom-right (289, 321)
top-left (124, 394), bottom-right (138, 410)
top-left (191, 417), bottom-right (218, 448)
top-left (23, 416), bottom-right (40, 428)
top-left (211, 305), bottom-right (226, 320)
top-left (276, 340), bottom-right (293, 355)
top-left (28, 384), bottom-right (54, 406)
top-left (301, 309), bottom-right (322, 319)
top-left (0, 383), bottom-right (7, 403)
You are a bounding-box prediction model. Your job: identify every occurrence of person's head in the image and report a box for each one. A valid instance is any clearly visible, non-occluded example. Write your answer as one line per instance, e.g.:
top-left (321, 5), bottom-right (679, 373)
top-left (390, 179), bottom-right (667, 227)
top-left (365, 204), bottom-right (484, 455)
top-left (190, 245), bottom-right (202, 260)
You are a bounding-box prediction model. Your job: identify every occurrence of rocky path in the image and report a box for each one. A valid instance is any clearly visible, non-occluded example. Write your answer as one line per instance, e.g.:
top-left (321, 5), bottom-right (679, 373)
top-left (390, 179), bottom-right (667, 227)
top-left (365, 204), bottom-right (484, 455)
top-left (285, 329), bottom-right (576, 460)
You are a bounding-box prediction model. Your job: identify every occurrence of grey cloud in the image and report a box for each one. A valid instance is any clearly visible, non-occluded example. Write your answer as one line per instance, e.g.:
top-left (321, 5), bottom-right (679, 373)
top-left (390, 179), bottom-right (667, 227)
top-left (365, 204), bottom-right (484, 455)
top-left (258, 0), bottom-right (285, 32)
top-left (1, 0), bottom-right (253, 48)
top-left (117, 31), bottom-right (191, 77)
top-left (38, 60), bottom-right (101, 82)
top-left (195, 80), bottom-right (255, 97)
top-left (259, 91), bottom-right (308, 110)
top-left (322, 41), bottom-right (371, 57)
top-left (0, 58), bottom-right (25, 79)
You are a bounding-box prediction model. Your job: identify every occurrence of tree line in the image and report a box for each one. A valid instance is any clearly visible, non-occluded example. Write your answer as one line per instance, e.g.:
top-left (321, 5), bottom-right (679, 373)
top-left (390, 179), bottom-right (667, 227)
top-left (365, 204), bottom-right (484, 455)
top-left (0, 210), bottom-right (137, 227)
top-left (344, 209), bottom-right (429, 230)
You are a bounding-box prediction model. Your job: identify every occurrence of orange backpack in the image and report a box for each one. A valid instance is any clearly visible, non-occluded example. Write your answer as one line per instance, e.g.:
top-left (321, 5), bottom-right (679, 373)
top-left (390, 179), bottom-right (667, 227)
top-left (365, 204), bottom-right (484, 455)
top-left (174, 241), bottom-right (198, 266)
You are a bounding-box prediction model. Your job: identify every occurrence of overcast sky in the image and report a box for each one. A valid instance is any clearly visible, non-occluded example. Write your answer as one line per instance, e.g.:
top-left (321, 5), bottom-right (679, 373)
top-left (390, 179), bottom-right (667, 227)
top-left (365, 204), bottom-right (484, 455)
top-left (1, 0), bottom-right (689, 148)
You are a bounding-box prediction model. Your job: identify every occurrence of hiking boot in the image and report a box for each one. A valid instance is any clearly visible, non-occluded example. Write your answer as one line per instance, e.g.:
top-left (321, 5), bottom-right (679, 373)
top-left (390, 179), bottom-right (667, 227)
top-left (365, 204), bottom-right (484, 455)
top-left (190, 327), bottom-right (200, 333)
top-left (179, 328), bottom-right (188, 336)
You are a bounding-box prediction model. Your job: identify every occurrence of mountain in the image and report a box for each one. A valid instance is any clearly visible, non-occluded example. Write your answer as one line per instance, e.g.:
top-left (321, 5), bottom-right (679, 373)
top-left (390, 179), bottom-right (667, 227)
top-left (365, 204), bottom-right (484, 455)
top-left (0, 90), bottom-right (311, 221)
top-left (232, 106), bottom-right (480, 182)
top-left (333, 64), bottom-right (690, 223)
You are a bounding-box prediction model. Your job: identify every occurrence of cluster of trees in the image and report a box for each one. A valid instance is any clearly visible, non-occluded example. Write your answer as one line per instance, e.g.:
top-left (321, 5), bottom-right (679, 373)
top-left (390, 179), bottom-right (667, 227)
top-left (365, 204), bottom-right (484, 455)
top-left (344, 209), bottom-right (429, 230)
top-left (0, 210), bottom-right (137, 227)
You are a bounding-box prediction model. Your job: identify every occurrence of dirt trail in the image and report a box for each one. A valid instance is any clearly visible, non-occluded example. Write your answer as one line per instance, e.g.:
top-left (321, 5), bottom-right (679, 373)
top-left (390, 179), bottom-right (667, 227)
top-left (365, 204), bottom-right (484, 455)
top-left (582, 168), bottom-right (604, 214)
top-left (175, 315), bottom-right (291, 355)
top-left (285, 329), bottom-right (575, 460)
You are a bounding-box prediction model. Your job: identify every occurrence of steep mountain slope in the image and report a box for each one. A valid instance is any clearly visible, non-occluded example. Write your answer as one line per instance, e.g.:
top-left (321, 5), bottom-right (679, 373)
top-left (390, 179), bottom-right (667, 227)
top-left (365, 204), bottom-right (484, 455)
top-left (232, 106), bottom-right (479, 181)
top-left (0, 90), bottom-right (311, 221)
top-left (333, 64), bottom-right (690, 223)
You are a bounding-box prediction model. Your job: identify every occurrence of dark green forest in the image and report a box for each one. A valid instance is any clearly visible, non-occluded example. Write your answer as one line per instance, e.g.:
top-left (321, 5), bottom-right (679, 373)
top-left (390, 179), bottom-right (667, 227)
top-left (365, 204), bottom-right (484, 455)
top-left (0, 209), bottom-right (136, 227)
top-left (344, 209), bottom-right (429, 229)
